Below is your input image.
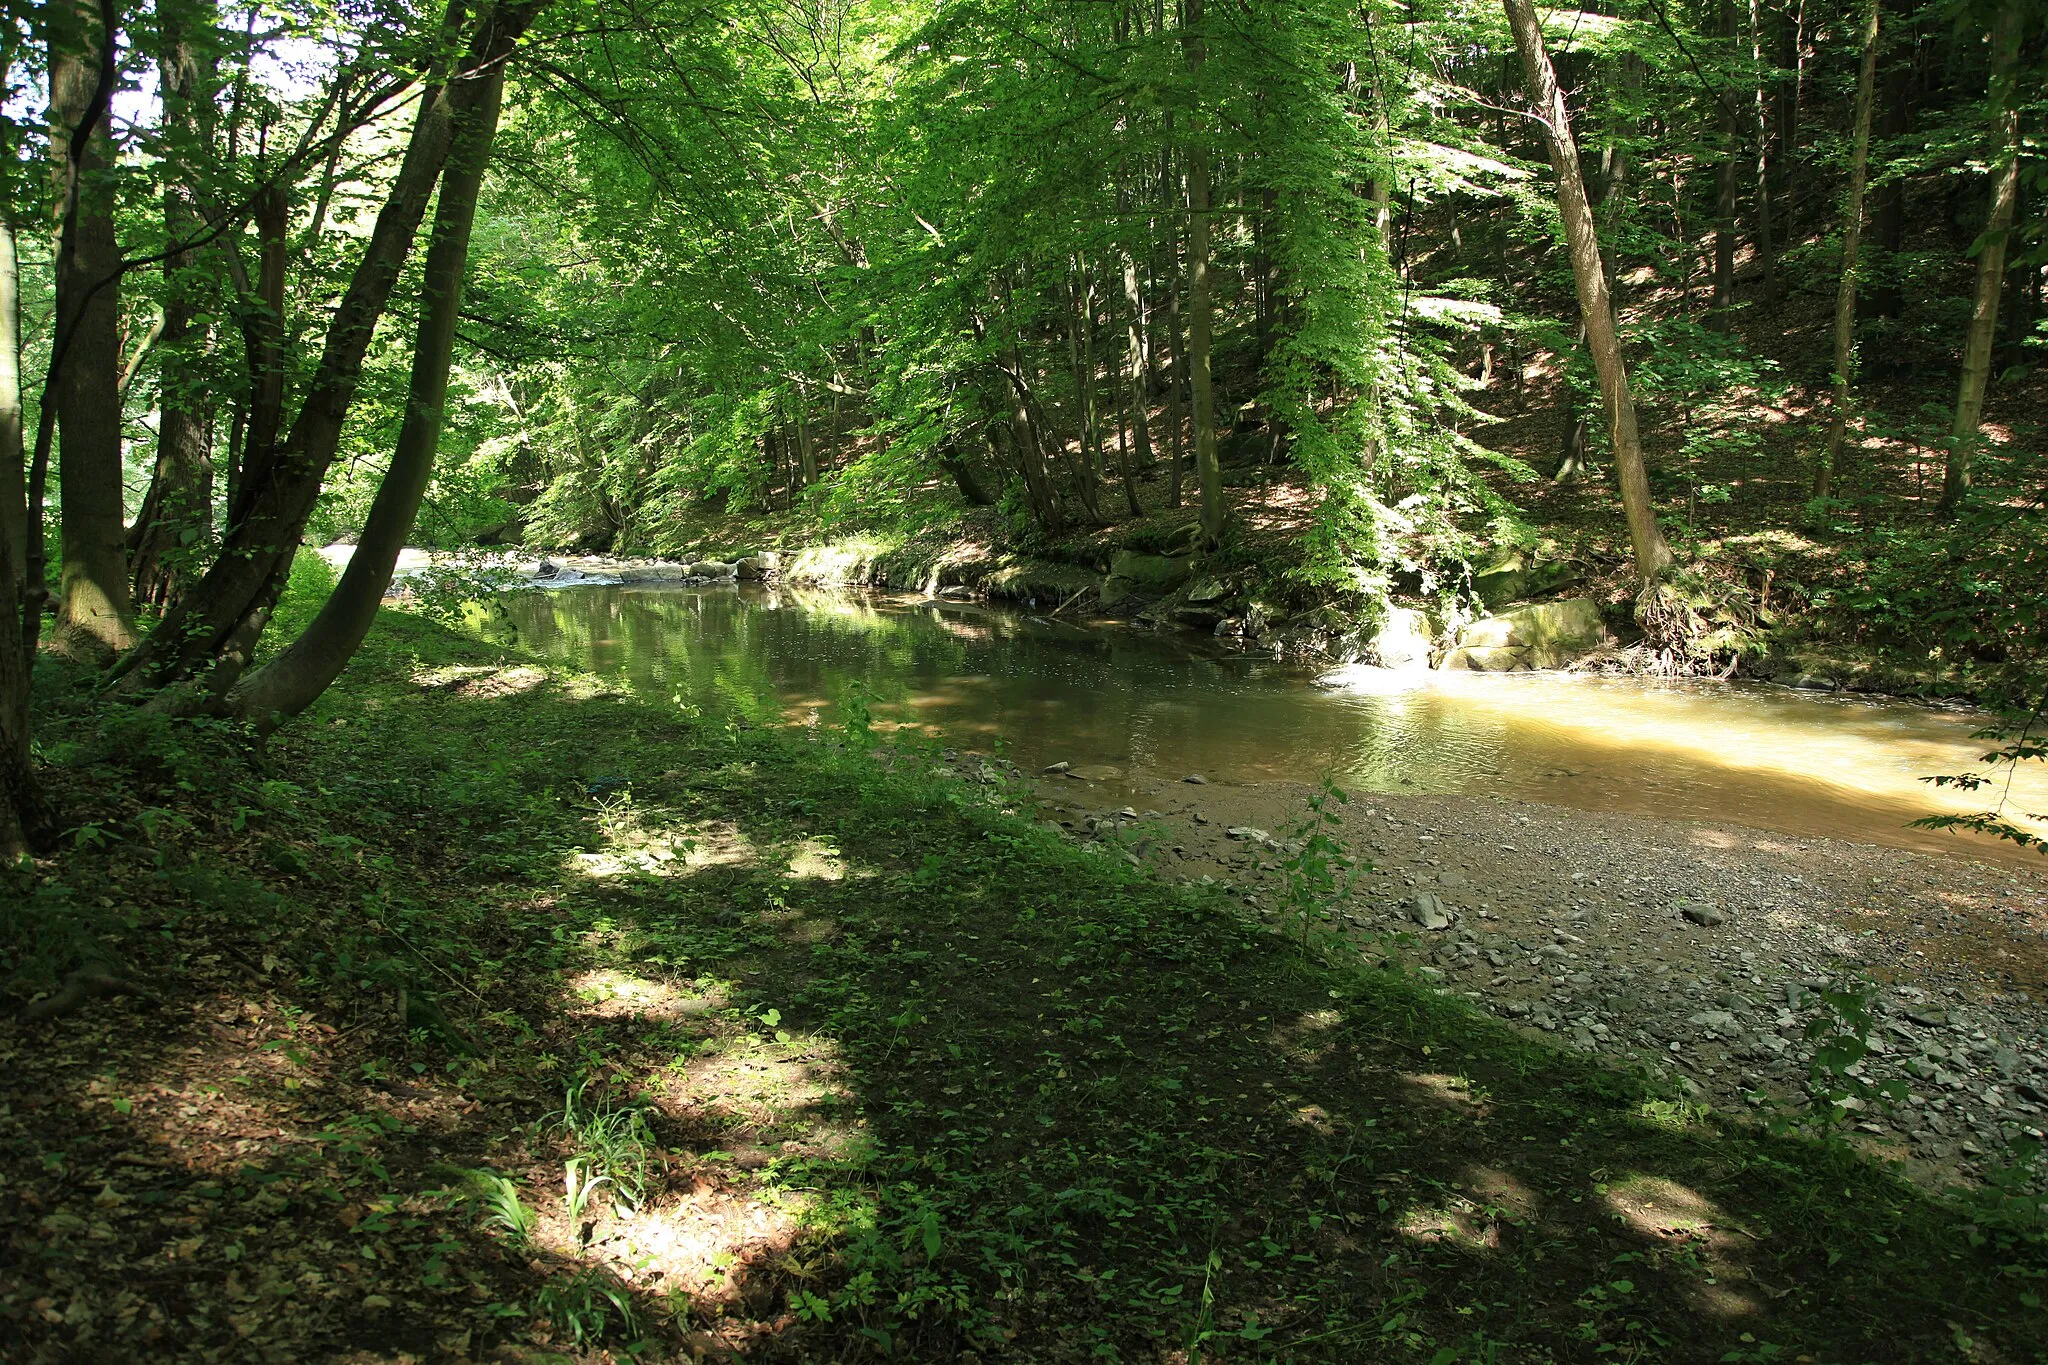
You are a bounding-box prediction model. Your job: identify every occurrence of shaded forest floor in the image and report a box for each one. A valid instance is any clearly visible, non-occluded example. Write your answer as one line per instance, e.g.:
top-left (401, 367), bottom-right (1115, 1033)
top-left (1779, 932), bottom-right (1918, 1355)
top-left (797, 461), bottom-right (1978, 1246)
top-left (4, 608), bottom-right (2045, 1362)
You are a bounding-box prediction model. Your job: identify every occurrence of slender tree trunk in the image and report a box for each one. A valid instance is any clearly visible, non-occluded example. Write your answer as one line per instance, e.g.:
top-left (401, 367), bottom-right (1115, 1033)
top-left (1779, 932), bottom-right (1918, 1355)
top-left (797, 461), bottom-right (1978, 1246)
top-left (1710, 0), bottom-right (1740, 328)
top-left (232, 21), bottom-right (522, 731)
top-left (0, 215), bottom-right (22, 590)
top-left (49, 0), bottom-right (134, 655)
top-left (1160, 144), bottom-right (1186, 510)
top-left (1183, 0), bottom-right (1224, 546)
top-left (794, 396), bottom-right (818, 487)
top-left (1748, 0), bottom-right (1778, 302)
top-left (1940, 0), bottom-right (2023, 516)
top-left (130, 0), bottom-right (219, 610)
top-left (1120, 250), bottom-right (1153, 471)
top-left (233, 184), bottom-right (290, 516)
top-left (0, 212), bottom-right (33, 857)
top-left (1814, 0), bottom-right (1879, 503)
top-left (111, 0), bottom-right (523, 706)
top-left (1505, 0), bottom-right (1672, 582)
top-left (1868, 48), bottom-right (1912, 322)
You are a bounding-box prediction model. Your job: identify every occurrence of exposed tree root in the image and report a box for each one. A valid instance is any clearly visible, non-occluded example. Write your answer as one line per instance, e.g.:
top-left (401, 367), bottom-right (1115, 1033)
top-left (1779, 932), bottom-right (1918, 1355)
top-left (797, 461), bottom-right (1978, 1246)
top-left (19, 966), bottom-right (155, 1023)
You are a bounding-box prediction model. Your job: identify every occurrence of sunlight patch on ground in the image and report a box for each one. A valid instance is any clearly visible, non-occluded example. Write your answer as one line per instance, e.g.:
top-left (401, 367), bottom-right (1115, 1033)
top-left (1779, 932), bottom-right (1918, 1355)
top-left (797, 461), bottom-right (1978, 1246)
top-left (411, 663), bottom-right (550, 700)
top-left (1462, 1166), bottom-right (1538, 1220)
top-left (1600, 1175), bottom-right (1740, 1243)
top-left (784, 838), bottom-right (846, 881)
top-left (1399, 1071), bottom-right (1491, 1116)
top-left (569, 817), bottom-right (758, 880)
top-left (1399, 1198), bottom-right (1503, 1252)
top-left (567, 970), bottom-right (723, 1022)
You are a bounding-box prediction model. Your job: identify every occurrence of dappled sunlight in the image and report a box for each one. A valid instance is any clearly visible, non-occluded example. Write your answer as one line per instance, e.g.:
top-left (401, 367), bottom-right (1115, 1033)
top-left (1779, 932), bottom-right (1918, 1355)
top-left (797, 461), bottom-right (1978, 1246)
top-left (568, 969), bottom-right (724, 1022)
top-left (1399, 1071), bottom-right (1492, 1117)
top-left (1462, 1165), bottom-right (1539, 1221)
top-left (570, 816), bottom-right (759, 880)
top-left (412, 662), bottom-right (552, 700)
top-left (1602, 1174), bottom-right (1718, 1238)
top-left (783, 837), bottom-right (846, 881)
top-left (1398, 1199), bottom-right (1504, 1252)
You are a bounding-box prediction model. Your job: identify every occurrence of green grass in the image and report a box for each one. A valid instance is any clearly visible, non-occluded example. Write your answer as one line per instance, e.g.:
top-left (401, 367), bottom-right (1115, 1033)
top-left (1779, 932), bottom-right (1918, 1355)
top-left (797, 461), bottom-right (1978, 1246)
top-left (2, 607), bottom-right (2043, 1362)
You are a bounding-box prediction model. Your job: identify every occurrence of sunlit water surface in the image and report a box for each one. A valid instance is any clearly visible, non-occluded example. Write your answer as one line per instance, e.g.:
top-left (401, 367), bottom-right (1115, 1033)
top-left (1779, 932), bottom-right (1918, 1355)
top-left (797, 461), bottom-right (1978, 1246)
top-left (502, 584), bottom-right (2047, 867)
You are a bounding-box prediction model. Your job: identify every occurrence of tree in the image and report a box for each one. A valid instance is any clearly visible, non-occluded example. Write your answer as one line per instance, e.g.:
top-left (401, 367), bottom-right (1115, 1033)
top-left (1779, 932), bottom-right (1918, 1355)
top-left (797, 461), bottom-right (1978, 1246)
top-left (1504, 0), bottom-right (1672, 584)
top-left (1940, 0), bottom-right (2026, 516)
top-left (1182, 0), bottom-right (1226, 548)
top-left (1814, 0), bottom-right (1879, 503)
top-left (233, 2), bottom-right (537, 731)
top-left (47, 0), bottom-right (133, 655)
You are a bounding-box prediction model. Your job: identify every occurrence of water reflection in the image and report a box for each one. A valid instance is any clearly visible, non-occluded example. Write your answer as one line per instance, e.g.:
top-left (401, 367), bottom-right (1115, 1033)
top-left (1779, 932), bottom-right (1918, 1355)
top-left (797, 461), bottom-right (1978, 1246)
top-left (503, 584), bottom-right (2047, 866)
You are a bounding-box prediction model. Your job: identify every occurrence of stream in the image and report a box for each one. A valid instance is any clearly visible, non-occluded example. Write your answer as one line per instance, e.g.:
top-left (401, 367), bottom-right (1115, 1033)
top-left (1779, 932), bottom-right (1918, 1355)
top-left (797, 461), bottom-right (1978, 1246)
top-left (499, 581), bottom-right (2044, 867)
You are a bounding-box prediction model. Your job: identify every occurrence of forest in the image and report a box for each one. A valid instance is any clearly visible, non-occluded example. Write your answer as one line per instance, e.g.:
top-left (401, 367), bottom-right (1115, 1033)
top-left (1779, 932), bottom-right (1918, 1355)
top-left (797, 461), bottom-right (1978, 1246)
top-left (2, 0), bottom-right (2047, 1359)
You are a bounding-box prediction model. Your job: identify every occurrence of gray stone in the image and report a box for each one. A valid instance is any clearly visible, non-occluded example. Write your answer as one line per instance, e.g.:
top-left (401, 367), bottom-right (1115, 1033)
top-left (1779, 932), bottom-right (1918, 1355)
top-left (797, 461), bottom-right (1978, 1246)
top-left (688, 559), bottom-right (738, 580)
top-left (1186, 578), bottom-right (1228, 605)
top-left (1438, 645), bottom-right (1532, 672)
top-left (1366, 606), bottom-right (1436, 670)
top-left (1409, 893), bottom-right (1453, 931)
top-left (1682, 904), bottom-right (1727, 927)
top-left (1469, 549), bottom-right (1583, 609)
top-left (1042, 761), bottom-right (1072, 774)
top-left (1452, 597), bottom-right (1608, 668)
top-left (1184, 773), bottom-right (1207, 784)
top-left (1226, 827), bottom-right (1271, 843)
top-left (1105, 551), bottom-right (1197, 598)
top-left (1907, 1009), bottom-right (1950, 1028)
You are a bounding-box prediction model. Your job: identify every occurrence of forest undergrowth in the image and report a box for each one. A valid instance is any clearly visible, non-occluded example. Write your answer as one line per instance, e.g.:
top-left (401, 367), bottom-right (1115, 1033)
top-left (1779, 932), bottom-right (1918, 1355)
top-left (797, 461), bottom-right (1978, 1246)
top-left (2, 605), bottom-right (2044, 1362)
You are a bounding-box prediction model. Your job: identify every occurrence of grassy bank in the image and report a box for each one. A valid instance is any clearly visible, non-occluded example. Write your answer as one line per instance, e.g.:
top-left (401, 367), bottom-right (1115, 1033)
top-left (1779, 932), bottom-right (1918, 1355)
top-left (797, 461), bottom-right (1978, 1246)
top-left (3, 608), bottom-right (2044, 1362)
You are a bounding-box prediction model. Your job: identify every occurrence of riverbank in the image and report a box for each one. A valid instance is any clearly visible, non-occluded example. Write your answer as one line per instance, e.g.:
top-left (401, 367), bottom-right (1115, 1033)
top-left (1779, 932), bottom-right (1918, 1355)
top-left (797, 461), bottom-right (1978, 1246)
top-left (1015, 761), bottom-right (2048, 1192)
top-left (501, 489), bottom-right (1999, 704)
top-left (4, 606), bottom-right (2044, 1361)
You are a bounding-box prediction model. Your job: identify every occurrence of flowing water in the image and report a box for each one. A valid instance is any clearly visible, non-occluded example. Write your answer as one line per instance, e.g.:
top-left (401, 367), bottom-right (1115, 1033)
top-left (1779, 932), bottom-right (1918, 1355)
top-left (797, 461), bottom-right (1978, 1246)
top-left (502, 582), bottom-right (2047, 867)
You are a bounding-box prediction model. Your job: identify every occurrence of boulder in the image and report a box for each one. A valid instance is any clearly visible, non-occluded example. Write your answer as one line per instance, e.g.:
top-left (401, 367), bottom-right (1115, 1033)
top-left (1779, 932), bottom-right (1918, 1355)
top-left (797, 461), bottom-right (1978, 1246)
top-left (1186, 578), bottom-right (1228, 605)
top-left (736, 551), bottom-right (781, 580)
top-left (1105, 556), bottom-right (1196, 593)
top-left (1439, 645), bottom-right (1531, 672)
top-left (1450, 597), bottom-right (1607, 669)
top-left (1470, 549), bottom-right (1582, 608)
top-left (689, 559), bottom-right (738, 580)
top-left (1366, 605), bottom-right (1436, 670)
top-left (1409, 893), bottom-right (1453, 931)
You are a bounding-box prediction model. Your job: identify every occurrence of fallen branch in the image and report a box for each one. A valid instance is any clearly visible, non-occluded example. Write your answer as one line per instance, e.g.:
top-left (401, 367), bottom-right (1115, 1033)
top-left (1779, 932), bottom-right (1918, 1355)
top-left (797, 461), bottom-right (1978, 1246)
top-left (20, 966), bottom-right (156, 1022)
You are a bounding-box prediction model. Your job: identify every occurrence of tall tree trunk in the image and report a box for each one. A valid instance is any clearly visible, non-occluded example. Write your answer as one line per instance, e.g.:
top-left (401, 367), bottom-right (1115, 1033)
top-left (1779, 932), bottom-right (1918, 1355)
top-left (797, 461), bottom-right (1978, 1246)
top-left (233, 184), bottom-right (290, 516)
top-left (1868, 45), bottom-right (1912, 322)
top-left (1814, 0), bottom-right (1879, 503)
top-left (1160, 144), bottom-right (1186, 510)
top-left (1747, 0), bottom-right (1778, 302)
top-left (231, 22), bottom-right (520, 731)
top-left (1121, 250), bottom-right (1154, 473)
top-left (1182, 0), bottom-right (1224, 547)
top-left (1505, 0), bottom-right (1672, 582)
top-left (1710, 0), bottom-right (1740, 328)
top-left (794, 396), bottom-right (818, 487)
top-left (1940, 0), bottom-right (2023, 517)
top-left (110, 0), bottom-right (524, 706)
top-left (49, 0), bottom-right (134, 655)
top-left (130, 0), bottom-right (219, 611)
top-left (0, 212), bottom-right (33, 857)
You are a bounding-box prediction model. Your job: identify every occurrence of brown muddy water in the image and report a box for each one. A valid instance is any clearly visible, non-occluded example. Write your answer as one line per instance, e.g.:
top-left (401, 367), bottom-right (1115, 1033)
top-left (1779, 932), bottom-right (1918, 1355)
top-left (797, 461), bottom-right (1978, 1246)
top-left (501, 582), bottom-right (2046, 867)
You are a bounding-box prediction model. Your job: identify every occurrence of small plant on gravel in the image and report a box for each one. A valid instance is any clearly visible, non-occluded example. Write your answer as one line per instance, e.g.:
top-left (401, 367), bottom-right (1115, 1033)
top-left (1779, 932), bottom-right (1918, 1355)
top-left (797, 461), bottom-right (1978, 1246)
top-left (1277, 775), bottom-right (1362, 949)
top-left (1792, 977), bottom-right (1909, 1135)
